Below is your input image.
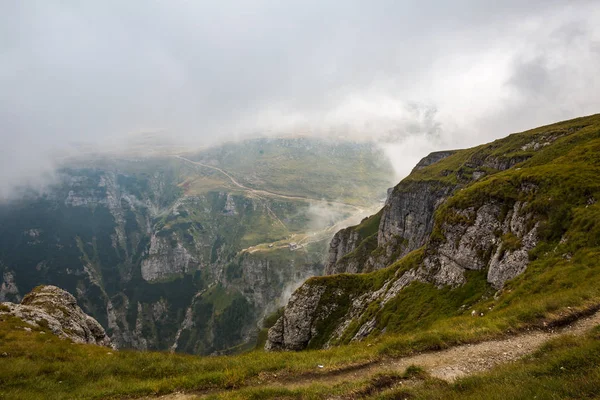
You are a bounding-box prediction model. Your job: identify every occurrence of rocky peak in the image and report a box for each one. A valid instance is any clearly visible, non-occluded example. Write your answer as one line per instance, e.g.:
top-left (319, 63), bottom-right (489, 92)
top-left (411, 150), bottom-right (456, 172)
top-left (0, 285), bottom-right (113, 347)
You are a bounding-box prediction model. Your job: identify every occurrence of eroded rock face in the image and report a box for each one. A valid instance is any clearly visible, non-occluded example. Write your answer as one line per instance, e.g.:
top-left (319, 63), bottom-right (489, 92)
top-left (0, 270), bottom-right (21, 302)
top-left (487, 202), bottom-right (539, 289)
top-left (324, 182), bottom-right (454, 275)
top-left (264, 283), bottom-right (326, 351)
top-left (325, 152), bottom-right (457, 276)
top-left (425, 201), bottom-right (538, 289)
top-left (378, 181), bottom-right (455, 262)
top-left (0, 285), bottom-right (113, 347)
top-left (141, 233), bottom-right (198, 282)
top-left (325, 229), bottom-right (362, 274)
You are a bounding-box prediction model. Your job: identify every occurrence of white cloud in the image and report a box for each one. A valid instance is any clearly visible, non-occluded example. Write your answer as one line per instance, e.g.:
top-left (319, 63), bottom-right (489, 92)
top-left (1, 1), bottom-right (599, 197)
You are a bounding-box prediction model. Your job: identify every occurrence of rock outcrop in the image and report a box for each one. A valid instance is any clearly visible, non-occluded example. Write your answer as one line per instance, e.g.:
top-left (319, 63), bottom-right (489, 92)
top-left (424, 200), bottom-right (538, 289)
top-left (377, 181), bottom-right (455, 263)
top-left (264, 283), bottom-right (326, 351)
top-left (325, 226), bottom-right (364, 274)
top-left (411, 150), bottom-right (456, 172)
top-left (0, 270), bottom-right (21, 302)
top-left (0, 285), bottom-right (113, 347)
top-left (267, 199), bottom-right (540, 351)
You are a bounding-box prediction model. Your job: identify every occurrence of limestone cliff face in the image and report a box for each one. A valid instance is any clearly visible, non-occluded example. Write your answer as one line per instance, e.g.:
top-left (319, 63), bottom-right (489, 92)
top-left (0, 285), bottom-right (112, 347)
top-left (425, 200), bottom-right (538, 289)
top-left (141, 233), bottom-right (198, 282)
top-left (267, 199), bottom-right (540, 351)
top-left (264, 284), bottom-right (326, 351)
top-left (377, 181), bottom-right (455, 264)
top-left (325, 151), bottom-right (457, 275)
top-left (325, 228), bottom-right (363, 274)
top-left (266, 118), bottom-right (588, 351)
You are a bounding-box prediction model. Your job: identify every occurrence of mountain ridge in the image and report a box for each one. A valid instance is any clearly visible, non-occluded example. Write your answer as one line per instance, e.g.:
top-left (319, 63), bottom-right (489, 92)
top-left (0, 114), bottom-right (599, 399)
top-left (266, 113), bottom-right (600, 351)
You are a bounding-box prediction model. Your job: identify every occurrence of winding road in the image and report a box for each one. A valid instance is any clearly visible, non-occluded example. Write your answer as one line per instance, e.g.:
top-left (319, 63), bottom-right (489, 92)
top-left (174, 155), bottom-right (365, 212)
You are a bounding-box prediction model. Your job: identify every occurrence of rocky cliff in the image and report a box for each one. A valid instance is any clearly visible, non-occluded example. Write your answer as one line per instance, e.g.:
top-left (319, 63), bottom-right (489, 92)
top-left (0, 138), bottom-right (394, 355)
top-left (324, 153), bottom-right (465, 276)
top-left (267, 114), bottom-right (599, 351)
top-left (324, 127), bottom-right (567, 278)
top-left (0, 285), bottom-right (112, 347)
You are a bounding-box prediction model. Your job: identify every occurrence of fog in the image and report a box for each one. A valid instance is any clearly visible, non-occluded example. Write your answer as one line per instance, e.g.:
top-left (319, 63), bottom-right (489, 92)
top-left (2, 1), bottom-right (600, 198)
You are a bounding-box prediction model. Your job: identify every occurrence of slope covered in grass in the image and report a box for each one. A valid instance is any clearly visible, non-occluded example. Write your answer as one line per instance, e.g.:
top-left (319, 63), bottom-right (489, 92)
top-left (280, 113), bottom-right (600, 350)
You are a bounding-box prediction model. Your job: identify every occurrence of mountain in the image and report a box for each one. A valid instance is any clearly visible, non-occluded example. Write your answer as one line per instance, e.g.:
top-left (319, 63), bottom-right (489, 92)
top-left (266, 113), bottom-right (600, 351)
top-left (1, 115), bottom-right (599, 400)
top-left (0, 137), bottom-right (395, 355)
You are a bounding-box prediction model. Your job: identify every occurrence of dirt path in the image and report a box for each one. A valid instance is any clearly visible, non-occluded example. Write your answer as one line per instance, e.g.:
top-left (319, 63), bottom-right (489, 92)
top-left (338, 309), bottom-right (600, 383)
top-left (148, 310), bottom-right (600, 399)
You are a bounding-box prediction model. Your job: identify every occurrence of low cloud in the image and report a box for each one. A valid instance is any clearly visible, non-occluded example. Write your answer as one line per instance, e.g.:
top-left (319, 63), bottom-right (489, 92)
top-left (2, 1), bottom-right (600, 198)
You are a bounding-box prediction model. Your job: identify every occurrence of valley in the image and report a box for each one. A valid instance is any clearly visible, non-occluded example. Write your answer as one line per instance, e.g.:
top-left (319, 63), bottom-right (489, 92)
top-left (0, 137), bottom-right (395, 356)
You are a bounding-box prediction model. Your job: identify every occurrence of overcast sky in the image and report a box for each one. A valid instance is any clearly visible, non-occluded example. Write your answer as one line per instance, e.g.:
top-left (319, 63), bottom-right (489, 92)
top-left (1, 1), bottom-right (600, 197)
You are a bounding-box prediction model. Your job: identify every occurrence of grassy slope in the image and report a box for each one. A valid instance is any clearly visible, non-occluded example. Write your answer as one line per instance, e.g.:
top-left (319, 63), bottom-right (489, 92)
top-left (188, 137), bottom-right (396, 205)
top-left (289, 113), bottom-right (600, 350)
top-left (210, 327), bottom-right (600, 399)
top-left (2, 115), bottom-right (600, 399)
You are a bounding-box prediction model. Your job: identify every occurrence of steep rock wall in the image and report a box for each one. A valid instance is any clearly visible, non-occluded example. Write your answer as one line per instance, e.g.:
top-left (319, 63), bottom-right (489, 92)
top-left (325, 151), bottom-right (457, 275)
top-left (264, 114), bottom-right (597, 351)
top-left (267, 199), bottom-right (539, 351)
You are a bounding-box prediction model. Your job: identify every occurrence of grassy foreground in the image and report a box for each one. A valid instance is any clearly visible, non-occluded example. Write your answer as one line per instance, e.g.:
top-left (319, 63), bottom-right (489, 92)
top-left (2, 115), bottom-right (600, 399)
top-left (212, 326), bottom-right (600, 400)
top-left (1, 298), bottom-right (599, 399)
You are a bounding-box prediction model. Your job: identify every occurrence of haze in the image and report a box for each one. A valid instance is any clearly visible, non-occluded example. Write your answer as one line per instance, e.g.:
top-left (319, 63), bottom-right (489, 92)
top-left (2, 1), bottom-right (600, 198)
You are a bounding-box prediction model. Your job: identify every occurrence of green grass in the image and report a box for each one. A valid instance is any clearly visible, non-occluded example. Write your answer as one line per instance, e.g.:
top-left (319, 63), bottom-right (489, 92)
top-left (0, 312), bottom-right (382, 400)
top-left (3, 114), bottom-right (600, 399)
top-left (186, 137), bottom-right (396, 205)
top-left (371, 326), bottom-right (600, 400)
top-left (1, 283), bottom-right (598, 400)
